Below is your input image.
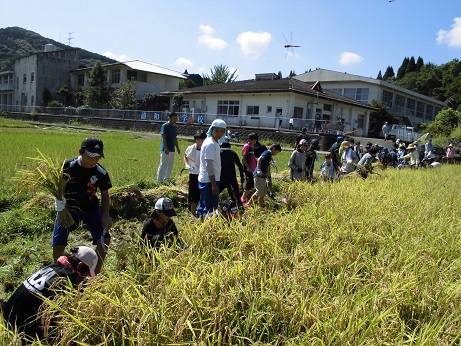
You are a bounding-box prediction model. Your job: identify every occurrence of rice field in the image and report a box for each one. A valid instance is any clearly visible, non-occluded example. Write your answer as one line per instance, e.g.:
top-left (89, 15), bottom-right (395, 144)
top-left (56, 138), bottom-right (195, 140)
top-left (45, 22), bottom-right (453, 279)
top-left (1, 118), bottom-right (461, 345)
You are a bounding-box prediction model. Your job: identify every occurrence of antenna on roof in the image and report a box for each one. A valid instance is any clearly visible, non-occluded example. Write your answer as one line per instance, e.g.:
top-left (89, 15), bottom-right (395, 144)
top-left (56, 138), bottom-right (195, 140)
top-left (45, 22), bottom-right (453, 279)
top-left (67, 32), bottom-right (74, 46)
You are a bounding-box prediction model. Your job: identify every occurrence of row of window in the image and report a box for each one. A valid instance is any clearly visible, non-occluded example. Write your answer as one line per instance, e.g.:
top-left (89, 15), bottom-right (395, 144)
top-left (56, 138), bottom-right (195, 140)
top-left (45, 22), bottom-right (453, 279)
top-left (77, 69), bottom-right (122, 87)
top-left (328, 88), bottom-right (369, 103)
top-left (382, 89), bottom-right (439, 120)
top-left (15, 73), bottom-right (35, 89)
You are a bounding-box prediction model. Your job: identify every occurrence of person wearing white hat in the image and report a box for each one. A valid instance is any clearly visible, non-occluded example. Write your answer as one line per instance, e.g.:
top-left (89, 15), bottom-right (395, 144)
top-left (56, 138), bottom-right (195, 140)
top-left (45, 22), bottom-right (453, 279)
top-left (197, 119), bottom-right (227, 218)
top-left (2, 246), bottom-right (97, 341)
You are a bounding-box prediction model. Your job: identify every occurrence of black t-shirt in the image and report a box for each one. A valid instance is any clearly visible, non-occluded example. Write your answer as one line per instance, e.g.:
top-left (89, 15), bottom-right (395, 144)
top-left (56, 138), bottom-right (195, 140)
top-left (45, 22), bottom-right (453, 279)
top-left (220, 149), bottom-right (244, 180)
top-left (2, 263), bottom-right (82, 337)
top-left (141, 218), bottom-right (180, 248)
top-left (63, 157), bottom-right (112, 211)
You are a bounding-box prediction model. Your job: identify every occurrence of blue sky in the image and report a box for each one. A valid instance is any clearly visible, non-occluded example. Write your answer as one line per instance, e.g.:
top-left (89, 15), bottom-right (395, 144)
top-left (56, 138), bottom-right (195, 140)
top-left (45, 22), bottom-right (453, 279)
top-left (3, 0), bottom-right (461, 81)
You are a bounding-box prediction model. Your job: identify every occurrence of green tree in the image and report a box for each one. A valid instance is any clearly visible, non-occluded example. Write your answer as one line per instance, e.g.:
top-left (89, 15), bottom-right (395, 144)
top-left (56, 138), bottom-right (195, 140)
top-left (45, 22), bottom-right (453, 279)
top-left (368, 100), bottom-right (394, 138)
top-left (377, 70), bottom-right (383, 80)
top-left (406, 56), bottom-right (416, 74)
top-left (85, 61), bottom-right (110, 108)
top-left (172, 93), bottom-right (184, 112)
top-left (110, 78), bottom-right (137, 110)
top-left (140, 93), bottom-right (159, 111)
top-left (415, 56), bottom-right (424, 72)
top-left (56, 84), bottom-right (73, 106)
top-left (424, 108), bottom-right (461, 137)
top-left (179, 79), bottom-right (195, 90)
top-left (397, 57), bottom-right (409, 79)
top-left (383, 66), bottom-right (395, 81)
top-left (202, 64), bottom-right (238, 85)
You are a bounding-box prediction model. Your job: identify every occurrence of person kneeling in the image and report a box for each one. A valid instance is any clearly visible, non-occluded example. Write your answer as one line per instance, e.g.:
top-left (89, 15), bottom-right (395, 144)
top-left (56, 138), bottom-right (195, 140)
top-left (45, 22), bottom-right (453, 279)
top-left (141, 197), bottom-right (183, 249)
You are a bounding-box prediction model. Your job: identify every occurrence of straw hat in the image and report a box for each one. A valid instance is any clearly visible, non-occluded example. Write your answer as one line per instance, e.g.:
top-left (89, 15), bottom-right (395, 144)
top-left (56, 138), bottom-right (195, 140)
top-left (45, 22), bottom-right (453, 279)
top-left (341, 141), bottom-right (351, 148)
top-left (407, 143), bottom-right (417, 150)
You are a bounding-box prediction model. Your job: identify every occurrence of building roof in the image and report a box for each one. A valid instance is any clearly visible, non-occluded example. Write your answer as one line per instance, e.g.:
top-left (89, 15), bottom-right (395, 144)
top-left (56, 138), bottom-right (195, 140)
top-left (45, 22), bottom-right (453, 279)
top-left (163, 77), bottom-right (376, 110)
top-left (74, 60), bottom-right (186, 79)
top-left (296, 69), bottom-right (446, 106)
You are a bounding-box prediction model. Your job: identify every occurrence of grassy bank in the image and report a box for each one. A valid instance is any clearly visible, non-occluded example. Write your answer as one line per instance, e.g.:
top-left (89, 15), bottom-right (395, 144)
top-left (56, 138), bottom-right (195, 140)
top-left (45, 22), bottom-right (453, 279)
top-left (1, 118), bottom-right (461, 345)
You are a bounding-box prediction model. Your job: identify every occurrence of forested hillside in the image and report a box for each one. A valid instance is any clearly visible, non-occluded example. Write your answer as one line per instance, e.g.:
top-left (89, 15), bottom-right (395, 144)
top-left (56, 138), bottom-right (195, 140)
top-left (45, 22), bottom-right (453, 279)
top-left (0, 26), bottom-right (115, 70)
top-left (378, 57), bottom-right (461, 110)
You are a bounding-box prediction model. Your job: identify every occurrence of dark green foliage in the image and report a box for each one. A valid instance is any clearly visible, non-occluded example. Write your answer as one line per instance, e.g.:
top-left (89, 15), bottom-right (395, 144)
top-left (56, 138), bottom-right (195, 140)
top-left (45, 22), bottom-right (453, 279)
top-left (109, 78), bottom-right (137, 110)
top-left (0, 26), bottom-right (115, 70)
top-left (368, 100), bottom-right (394, 138)
top-left (383, 66), bottom-right (395, 81)
top-left (376, 70), bottom-right (382, 80)
top-left (140, 92), bottom-right (159, 111)
top-left (172, 93), bottom-right (184, 112)
top-left (56, 84), bottom-right (73, 106)
top-left (406, 56), bottom-right (416, 74)
top-left (84, 61), bottom-right (110, 108)
top-left (397, 57), bottom-right (409, 79)
top-left (203, 64), bottom-right (238, 85)
top-left (415, 56), bottom-right (424, 72)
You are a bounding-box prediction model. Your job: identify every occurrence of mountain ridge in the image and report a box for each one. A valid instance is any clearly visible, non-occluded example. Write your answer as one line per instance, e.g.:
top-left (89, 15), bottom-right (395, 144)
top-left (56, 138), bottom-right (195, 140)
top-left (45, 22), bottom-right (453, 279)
top-left (0, 26), bottom-right (116, 71)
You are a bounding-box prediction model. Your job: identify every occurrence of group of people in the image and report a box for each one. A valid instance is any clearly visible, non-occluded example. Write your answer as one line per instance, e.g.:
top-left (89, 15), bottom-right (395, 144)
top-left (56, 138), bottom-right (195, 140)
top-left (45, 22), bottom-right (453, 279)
top-left (182, 120), bottom-right (282, 215)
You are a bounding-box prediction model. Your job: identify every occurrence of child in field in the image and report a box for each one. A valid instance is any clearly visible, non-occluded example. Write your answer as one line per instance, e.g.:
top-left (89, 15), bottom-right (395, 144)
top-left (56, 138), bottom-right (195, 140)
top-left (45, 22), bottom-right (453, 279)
top-left (220, 137), bottom-right (245, 208)
top-left (2, 246), bottom-right (97, 341)
top-left (184, 130), bottom-right (207, 216)
top-left (320, 154), bottom-right (339, 181)
top-left (141, 197), bottom-right (182, 249)
top-left (245, 143), bottom-right (282, 210)
top-left (288, 139), bottom-right (307, 181)
top-left (197, 119), bottom-right (227, 218)
top-left (53, 137), bottom-right (112, 274)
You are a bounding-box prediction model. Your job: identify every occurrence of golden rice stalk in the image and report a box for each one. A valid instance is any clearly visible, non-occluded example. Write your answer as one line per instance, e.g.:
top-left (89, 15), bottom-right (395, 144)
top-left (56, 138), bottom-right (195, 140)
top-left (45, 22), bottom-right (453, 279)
top-left (15, 149), bottom-right (75, 228)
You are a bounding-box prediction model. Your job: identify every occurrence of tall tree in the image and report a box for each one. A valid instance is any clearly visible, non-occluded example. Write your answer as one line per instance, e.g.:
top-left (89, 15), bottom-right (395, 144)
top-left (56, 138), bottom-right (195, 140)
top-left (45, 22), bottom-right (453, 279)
top-left (397, 57), bottom-right (409, 79)
top-left (406, 56), bottom-right (416, 74)
top-left (202, 65), bottom-right (238, 85)
top-left (56, 84), bottom-right (73, 106)
top-left (85, 61), bottom-right (110, 108)
top-left (109, 78), bottom-right (137, 110)
top-left (376, 70), bottom-right (383, 80)
top-left (415, 56), bottom-right (424, 72)
top-left (383, 66), bottom-right (395, 81)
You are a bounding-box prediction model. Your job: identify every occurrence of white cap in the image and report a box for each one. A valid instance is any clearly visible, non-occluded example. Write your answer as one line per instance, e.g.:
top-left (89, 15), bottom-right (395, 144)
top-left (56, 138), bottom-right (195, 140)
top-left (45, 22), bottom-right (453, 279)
top-left (73, 246), bottom-right (98, 277)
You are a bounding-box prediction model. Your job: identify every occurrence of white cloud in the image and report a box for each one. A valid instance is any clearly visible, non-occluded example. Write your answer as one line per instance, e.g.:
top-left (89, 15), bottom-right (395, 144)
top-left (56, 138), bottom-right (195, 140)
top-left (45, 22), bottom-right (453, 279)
top-left (197, 24), bottom-right (227, 50)
top-left (339, 52), bottom-right (364, 65)
top-left (236, 31), bottom-right (272, 58)
top-left (174, 57), bottom-right (194, 68)
top-left (437, 17), bottom-right (461, 47)
top-left (103, 51), bottom-right (130, 62)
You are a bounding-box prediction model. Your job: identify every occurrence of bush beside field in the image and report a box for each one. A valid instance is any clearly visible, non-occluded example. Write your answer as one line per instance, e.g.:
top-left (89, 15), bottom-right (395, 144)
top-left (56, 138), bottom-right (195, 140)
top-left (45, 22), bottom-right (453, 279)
top-left (1, 119), bottom-right (461, 345)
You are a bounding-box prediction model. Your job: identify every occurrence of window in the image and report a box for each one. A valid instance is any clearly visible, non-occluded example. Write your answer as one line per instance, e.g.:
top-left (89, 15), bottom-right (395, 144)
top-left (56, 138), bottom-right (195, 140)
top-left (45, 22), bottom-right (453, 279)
top-left (23, 74), bottom-right (27, 84)
top-left (406, 98), bottom-right (415, 114)
top-left (357, 114), bottom-right (365, 128)
top-left (111, 69), bottom-right (120, 84)
top-left (395, 94), bottom-right (405, 109)
top-left (16, 77), bottom-right (19, 89)
top-left (356, 88), bottom-right (369, 102)
top-left (77, 74), bottom-right (85, 87)
top-left (327, 88), bottom-right (342, 95)
top-left (425, 104), bottom-right (433, 121)
top-left (31, 72), bottom-right (35, 83)
top-left (182, 100), bottom-right (190, 110)
top-left (416, 101), bottom-right (425, 118)
top-left (247, 106), bottom-right (259, 115)
top-left (217, 100), bottom-right (239, 116)
top-left (323, 104), bottom-right (331, 111)
top-left (267, 106), bottom-right (272, 113)
top-left (293, 107), bottom-right (303, 118)
top-left (31, 95), bottom-right (34, 106)
top-left (343, 88), bottom-right (369, 102)
top-left (127, 70), bottom-right (137, 81)
top-left (382, 90), bottom-right (393, 107)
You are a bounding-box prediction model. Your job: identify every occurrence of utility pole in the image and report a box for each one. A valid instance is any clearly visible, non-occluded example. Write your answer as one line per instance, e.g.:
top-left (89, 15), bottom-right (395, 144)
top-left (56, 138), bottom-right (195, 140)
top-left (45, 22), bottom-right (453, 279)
top-left (67, 32), bottom-right (74, 46)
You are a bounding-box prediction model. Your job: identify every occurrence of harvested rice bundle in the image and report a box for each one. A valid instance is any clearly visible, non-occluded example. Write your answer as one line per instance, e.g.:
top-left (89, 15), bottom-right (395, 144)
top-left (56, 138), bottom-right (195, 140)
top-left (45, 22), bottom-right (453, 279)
top-left (15, 150), bottom-right (75, 228)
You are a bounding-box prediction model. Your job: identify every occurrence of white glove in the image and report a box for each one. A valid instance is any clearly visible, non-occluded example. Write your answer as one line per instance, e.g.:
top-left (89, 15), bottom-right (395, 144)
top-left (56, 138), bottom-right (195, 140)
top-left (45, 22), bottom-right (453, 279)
top-left (185, 164), bottom-right (192, 170)
top-left (55, 198), bottom-right (67, 212)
